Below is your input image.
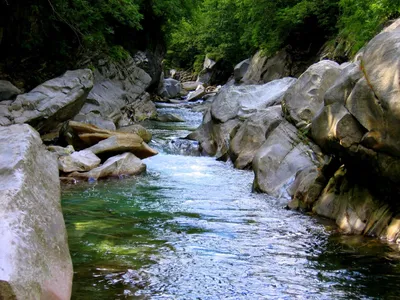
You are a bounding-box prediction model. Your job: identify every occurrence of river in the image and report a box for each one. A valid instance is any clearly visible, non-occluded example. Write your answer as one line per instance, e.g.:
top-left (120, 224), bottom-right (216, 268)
top-left (62, 102), bottom-right (400, 299)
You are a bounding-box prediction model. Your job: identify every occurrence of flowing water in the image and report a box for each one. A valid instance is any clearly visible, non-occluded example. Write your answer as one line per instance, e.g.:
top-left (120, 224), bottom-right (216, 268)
top-left (62, 102), bottom-right (400, 299)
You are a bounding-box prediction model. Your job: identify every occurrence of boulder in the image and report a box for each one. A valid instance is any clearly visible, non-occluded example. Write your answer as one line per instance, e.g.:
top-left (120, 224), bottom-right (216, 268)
top-left (182, 81), bottom-right (202, 91)
top-left (186, 85), bottom-right (206, 102)
top-left (345, 28), bottom-right (400, 156)
top-left (0, 124), bottom-right (72, 299)
top-left (85, 135), bottom-right (158, 160)
top-left (211, 77), bottom-right (297, 123)
top-left (234, 58), bottom-right (250, 82)
top-left (158, 78), bottom-right (181, 98)
top-left (47, 145), bottom-right (75, 157)
top-left (69, 152), bottom-right (146, 180)
top-left (252, 121), bottom-right (323, 198)
top-left (282, 60), bottom-right (341, 128)
top-left (242, 49), bottom-right (292, 84)
top-left (0, 80), bottom-right (21, 100)
top-left (324, 62), bottom-right (362, 106)
top-left (79, 56), bottom-right (156, 125)
top-left (312, 166), bottom-right (400, 239)
top-left (230, 106), bottom-right (284, 169)
top-left (61, 121), bottom-right (158, 159)
top-left (197, 58), bottom-right (233, 86)
top-left (73, 112), bottom-right (116, 131)
top-left (117, 124), bottom-right (152, 143)
top-left (58, 150), bottom-right (101, 173)
top-left (8, 69), bottom-right (93, 134)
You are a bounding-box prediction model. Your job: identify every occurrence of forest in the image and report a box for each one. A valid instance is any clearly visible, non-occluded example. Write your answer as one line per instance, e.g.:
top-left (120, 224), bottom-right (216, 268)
top-left (1, 0), bottom-right (400, 85)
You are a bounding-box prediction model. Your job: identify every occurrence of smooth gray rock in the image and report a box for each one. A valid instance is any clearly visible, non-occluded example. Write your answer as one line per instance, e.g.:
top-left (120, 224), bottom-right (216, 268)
top-left (58, 149), bottom-right (101, 173)
top-left (230, 106), bottom-right (284, 169)
top-left (282, 60), bottom-right (341, 128)
top-left (159, 78), bottom-right (181, 98)
top-left (252, 121), bottom-right (322, 198)
top-left (74, 112), bottom-right (116, 131)
top-left (156, 113), bottom-right (185, 122)
top-left (234, 58), bottom-right (250, 82)
top-left (69, 152), bottom-right (146, 180)
top-left (182, 81), bottom-right (202, 91)
top-left (0, 80), bottom-right (21, 100)
top-left (10, 69), bottom-right (93, 133)
top-left (211, 77), bottom-right (297, 123)
top-left (0, 124), bottom-right (72, 299)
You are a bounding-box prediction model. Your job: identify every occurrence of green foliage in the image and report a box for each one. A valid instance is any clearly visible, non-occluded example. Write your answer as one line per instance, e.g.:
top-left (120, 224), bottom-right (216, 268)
top-left (337, 0), bottom-right (400, 55)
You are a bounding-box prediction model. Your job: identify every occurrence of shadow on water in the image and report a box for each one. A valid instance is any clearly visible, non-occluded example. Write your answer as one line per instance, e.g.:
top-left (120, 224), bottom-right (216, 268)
top-left (62, 104), bottom-right (400, 299)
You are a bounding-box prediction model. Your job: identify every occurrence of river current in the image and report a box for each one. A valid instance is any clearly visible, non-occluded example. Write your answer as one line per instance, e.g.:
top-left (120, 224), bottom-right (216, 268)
top-left (62, 103), bottom-right (400, 299)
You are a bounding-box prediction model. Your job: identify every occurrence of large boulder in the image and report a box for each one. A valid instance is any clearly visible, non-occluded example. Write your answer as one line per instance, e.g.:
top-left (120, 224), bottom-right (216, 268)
top-left (58, 150), bottom-right (101, 173)
top-left (78, 55), bottom-right (157, 127)
top-left (345, 28), bottom-right (400, 156)
top-left (0, 80), bottom-right (21, 100)
top-left (242, 49), bottom-right (294, 84)
top-left (7, 69), bottom-right (93, 134)
top-left (117, 124), bottom-right (152, 143)
top-left (252, 121), bottom-right (323, 198)
top-left (282, 60), bottom-right (341, 129)
top-left (230, 106), bottom-right (284, 169)
top-left (211, 77), bottom-right (297, 123)
top-left (234, 58), bottom-right (250, 83)
top-left (61, 121), bottom-right (158, 159)
top-left (0, 124), bottom-right (72, 299)
top-left (158, 78), bottom-right (181, 98)
top-left (69, 152), bottom-right (146, 180)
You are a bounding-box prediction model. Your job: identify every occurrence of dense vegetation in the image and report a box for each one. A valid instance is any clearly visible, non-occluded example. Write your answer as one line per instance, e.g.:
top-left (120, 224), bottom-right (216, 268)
top-left (167, 0), bottom-right (400, 72)
top-left (0, 0), bottom-right (197, 88)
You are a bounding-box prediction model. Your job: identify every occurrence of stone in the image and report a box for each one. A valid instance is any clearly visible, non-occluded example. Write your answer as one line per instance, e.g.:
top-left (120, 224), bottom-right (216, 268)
top-left (117, 124), bottom-right (152, 143)
top-left (311, 102), bottom-right (365, 152)
top-left (182, 81), bottom-right (202, 91)
top-left (0, 124), bottom-right (72, 300)
top-left (345, 28), bottom-right (400, 156)
top-left (58, 150), bottom-right (101, 173)
top-left (47, 145), bottom-right (75, 157)
top-left (234, 58), bottom-right (250, 82)
top-left (324, 62), bottom-right (362, 106)
top-left (186, 85), bottom-right (206, 102)
top-left (79, 56), bottom-right (156, 124)
top-left (282, 60), bottom-right (341, 128)
top-left (158, 78), bottom-right (181, 98)
top-left (74, 112), bottom-right (116, 131)
top-left (252, 121), bottom-right (323, 198)
top-left (242, 49), bottom-right (293, 84)
top-left (85, 135), bottom-right (158, 160)
top-left (69, 152), bottom-right (146, 180)
top-left (211, 77), bottom-right (297, 123)
top-left (10, 69), bottom-right (93, 134)
top-left (0, 80), bottom-right (21, 100)
top-left (230, 106), bottom-right (284, 169)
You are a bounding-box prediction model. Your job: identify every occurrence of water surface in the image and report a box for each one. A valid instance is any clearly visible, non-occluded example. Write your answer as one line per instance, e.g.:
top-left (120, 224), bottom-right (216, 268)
top-left (62, 103), bottom-right (400, 299)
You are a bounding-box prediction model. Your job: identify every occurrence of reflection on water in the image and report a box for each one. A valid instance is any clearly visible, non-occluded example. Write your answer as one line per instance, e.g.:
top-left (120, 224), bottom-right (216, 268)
top-left (62, 104), bottom-right (400, 299)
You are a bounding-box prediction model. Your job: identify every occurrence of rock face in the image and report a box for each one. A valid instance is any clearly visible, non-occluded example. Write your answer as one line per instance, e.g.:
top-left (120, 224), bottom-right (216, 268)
top-left (58, 150), bottom-right (101, 173)
top-left (252, 121), bottom-right (323, 198)
top-left (0, 124), bottom-right (72, 299)
top-left (0, 80), bottom-right (21, 100)
top-left (234, 59), bottom-right (250, 83)
top-left (78, 55), bottom-right (157, 128)
top-left (2, 69), bottom-right (93, 133)
top-left (158, 78), bottom-right (181, 98)
top-left (188, 78), bottom-right (297, 160)
top-left (69, 152), bottom-right (146, 180)
top-left (282, 60), bottom-right (341, 128)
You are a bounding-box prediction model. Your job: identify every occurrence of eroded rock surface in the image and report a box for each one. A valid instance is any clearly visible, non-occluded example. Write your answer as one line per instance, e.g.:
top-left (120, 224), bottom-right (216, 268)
top-left (0, 124), bottom-right (72, 299)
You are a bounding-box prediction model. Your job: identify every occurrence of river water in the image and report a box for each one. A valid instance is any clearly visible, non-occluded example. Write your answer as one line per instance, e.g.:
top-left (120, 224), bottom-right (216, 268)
top-left (62, 103), bottom-right (400, 299)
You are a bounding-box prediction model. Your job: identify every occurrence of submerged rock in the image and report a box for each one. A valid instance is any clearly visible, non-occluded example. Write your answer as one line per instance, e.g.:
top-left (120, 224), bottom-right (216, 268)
top-left (156, 113), bottom-right (185, 122)
top-left (0, 124), bottom-right (72, 299)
